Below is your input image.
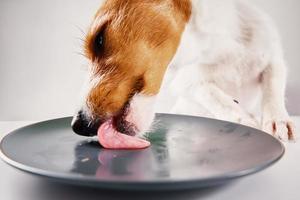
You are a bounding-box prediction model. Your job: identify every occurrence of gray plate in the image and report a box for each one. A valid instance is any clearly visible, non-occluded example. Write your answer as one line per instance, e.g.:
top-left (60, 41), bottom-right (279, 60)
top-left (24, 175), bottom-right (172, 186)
top-left (0, 114), bottom-right (284, 190)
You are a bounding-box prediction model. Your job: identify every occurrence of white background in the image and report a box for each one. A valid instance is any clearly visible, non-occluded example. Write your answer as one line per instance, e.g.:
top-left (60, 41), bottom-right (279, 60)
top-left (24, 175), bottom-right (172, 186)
top-left (0, 0), bottom-right (299, 121)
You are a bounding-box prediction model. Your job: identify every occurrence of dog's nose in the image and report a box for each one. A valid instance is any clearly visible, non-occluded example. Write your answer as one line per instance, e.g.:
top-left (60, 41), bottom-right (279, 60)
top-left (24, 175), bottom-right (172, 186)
top-left (71, 111), bottom-right (100, 136)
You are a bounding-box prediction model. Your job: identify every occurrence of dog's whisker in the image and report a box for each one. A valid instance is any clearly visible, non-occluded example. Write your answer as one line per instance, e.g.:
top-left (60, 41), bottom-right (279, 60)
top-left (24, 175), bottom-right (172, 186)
top-left (87, 121), bottom-right (93, 128)
top-left (73, 51), bottom-right (87, 58)
top-left (73, 24), bottom-right (87, 37)
top-left (75, 37), bottom-right (86, 43)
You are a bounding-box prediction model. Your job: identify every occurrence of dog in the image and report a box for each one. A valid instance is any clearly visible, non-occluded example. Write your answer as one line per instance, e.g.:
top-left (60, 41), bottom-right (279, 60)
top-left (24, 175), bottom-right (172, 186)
top-left (72, 0), bottom-right (295, 142)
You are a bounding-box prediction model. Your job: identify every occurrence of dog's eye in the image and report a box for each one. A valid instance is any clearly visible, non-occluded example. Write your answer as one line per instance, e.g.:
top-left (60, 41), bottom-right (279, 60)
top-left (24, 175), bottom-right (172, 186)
top-left (96, 33), bottom-right (104, 47)
top-left (94, 30), bottom-right (105, 53)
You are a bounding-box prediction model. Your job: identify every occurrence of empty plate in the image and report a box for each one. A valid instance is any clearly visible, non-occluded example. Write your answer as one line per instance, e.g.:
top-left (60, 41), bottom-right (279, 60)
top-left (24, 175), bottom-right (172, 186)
top-left (0, 114), bottom-right (284, 190)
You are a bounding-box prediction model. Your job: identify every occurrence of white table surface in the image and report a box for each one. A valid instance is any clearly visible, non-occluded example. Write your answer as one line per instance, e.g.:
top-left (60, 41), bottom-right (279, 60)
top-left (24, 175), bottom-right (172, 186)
top-left (0, 117), bottom-right (299, 200)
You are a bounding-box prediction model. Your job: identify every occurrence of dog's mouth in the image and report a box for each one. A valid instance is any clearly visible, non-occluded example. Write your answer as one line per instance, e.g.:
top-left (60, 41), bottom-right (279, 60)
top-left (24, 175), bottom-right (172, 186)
top-left (97, 104), bottom-right (150, 149)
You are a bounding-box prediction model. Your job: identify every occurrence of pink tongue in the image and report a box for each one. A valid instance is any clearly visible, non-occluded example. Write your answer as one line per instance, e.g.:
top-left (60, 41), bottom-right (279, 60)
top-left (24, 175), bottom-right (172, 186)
top-left (97, 119), bottom-right (150, 149)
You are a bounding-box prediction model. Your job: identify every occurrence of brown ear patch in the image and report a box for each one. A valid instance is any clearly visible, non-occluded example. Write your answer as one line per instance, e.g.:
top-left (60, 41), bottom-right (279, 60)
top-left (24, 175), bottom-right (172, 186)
top-left (172, 0), bottom-right (192, 22)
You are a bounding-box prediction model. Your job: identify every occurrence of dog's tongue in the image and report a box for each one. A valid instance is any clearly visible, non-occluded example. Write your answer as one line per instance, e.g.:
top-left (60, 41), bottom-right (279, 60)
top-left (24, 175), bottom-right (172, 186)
top-left (97, 119), bottom-right (150, 149)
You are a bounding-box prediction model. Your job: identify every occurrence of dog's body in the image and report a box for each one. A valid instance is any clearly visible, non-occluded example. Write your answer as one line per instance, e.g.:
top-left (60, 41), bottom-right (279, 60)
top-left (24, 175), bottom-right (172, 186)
top-left (155, 0), bottom-right (294, 141)
top-left (72, 0), bottom-right (295, 141)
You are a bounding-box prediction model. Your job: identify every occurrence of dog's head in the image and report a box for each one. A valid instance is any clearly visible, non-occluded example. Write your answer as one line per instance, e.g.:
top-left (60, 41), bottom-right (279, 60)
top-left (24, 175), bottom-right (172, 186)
top-left (72, 0), bottom-right (191, 136)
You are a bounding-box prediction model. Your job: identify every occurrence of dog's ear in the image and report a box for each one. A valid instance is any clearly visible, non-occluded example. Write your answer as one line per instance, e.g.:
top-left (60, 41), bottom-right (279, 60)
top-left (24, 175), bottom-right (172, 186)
top-left (172, 0), bottom-right (192, 21)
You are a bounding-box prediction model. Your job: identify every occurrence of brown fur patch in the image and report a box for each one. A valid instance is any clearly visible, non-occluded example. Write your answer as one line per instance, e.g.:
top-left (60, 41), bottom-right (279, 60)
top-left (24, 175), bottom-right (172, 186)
top-left (172, 0), bottom-right (192, 21)
top-left (84, 0), bottom-right (191, 118)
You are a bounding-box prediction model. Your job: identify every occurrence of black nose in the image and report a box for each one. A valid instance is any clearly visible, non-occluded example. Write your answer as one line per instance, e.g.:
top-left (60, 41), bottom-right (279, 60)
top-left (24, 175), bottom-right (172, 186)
top-left (71, 111), bottom-right (100, 137)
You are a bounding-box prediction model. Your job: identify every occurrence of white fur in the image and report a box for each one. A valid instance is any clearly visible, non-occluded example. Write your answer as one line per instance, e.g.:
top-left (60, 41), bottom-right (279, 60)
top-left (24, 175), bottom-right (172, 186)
top-left (154, 0), bottom-right (294, 140)
top-left (126, 94), bottom-right (157, 135)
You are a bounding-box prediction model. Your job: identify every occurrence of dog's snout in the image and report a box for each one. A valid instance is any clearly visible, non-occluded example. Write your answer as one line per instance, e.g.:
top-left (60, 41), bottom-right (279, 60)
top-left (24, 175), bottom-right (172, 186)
top-left (71, 111), bottom-right (100, 136)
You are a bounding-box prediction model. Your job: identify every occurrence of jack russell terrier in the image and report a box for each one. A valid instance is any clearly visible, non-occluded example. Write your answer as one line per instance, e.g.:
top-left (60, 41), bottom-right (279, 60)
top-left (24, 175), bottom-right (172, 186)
top-left (72, 0), bottom-right (295, 142)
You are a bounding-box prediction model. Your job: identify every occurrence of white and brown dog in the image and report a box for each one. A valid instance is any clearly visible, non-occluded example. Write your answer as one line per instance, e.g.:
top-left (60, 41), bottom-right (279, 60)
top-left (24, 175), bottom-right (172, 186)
top-left (72, 0), bottom-right (295, 141)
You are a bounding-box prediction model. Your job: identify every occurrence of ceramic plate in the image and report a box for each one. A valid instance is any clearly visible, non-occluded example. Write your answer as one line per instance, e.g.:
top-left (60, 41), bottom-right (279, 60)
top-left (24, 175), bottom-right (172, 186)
top-left (0, 114), bottom-right (284, 190)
